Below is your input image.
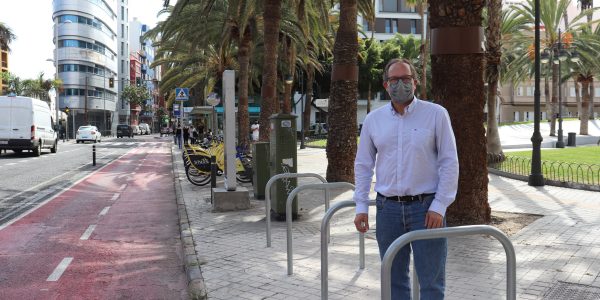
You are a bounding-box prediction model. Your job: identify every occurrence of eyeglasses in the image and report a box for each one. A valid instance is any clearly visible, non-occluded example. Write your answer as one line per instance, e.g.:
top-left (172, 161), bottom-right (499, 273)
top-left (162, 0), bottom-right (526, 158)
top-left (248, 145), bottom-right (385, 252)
top-left (387, 76), bottom-right (413, 85)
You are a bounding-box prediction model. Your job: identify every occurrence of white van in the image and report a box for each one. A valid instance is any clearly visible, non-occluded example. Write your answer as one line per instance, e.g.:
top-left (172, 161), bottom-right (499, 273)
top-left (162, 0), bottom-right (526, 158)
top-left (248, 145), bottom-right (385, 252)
top-left (0, 95), bottom-right (58, 156)
top-left (139, 123), bottom-right (150, 135)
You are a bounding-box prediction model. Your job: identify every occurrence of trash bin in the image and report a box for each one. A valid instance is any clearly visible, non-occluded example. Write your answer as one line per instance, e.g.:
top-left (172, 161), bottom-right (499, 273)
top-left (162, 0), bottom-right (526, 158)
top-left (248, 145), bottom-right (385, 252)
top-left (252, 142), bottom-right (270, 200)
top-left (567, 132), bottom-right (576, 146)
top-left (269, 113), bottom-right (298, 221)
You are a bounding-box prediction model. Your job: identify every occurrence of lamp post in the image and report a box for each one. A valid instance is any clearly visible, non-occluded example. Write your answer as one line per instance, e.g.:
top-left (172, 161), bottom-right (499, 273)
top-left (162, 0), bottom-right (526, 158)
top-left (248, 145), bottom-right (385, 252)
top-left (529, 0), bottom-right (544, 186)
top-left (540, 28), bottom-right (579, 148)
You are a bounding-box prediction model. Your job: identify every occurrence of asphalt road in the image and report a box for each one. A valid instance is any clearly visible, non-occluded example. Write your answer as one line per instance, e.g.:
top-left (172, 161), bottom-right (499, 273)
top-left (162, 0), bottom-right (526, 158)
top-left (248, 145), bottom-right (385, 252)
top-left (0, 136), bottom-right (158, 228)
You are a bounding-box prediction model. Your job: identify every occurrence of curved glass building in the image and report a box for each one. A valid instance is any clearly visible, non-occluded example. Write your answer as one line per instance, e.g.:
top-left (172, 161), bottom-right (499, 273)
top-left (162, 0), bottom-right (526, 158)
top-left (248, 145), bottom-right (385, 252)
top-left (52, 0), bottom-right (120, 136)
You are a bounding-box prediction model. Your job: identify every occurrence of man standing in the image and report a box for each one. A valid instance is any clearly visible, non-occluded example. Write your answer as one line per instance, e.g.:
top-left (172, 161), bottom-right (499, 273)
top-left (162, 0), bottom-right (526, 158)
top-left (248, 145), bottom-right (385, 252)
top-left (251, 120), bottom-right (260, 142)
top-left (353, 58), bottom-right (459, 299)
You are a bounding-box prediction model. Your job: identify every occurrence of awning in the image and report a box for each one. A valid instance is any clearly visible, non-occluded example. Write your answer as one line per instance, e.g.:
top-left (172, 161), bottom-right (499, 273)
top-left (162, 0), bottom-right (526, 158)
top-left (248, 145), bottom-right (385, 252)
top-left (215, 106), bottom-right (260, 113)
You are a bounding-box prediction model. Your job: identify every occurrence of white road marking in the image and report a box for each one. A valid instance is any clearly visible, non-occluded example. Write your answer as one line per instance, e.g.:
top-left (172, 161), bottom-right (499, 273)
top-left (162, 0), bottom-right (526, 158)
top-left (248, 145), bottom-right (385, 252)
top-left (46, 257), bottom-right (73, 281)
top-left (119, 184), bottom-right (127, 191)
top-left (5, 163), bottom-right (16, 166)
top-left (99, 206), bottom-right (110, 216)
top-left (110, 193), bottom-right (120, 201)
top-left (80, 224), bottom-right (96, 240)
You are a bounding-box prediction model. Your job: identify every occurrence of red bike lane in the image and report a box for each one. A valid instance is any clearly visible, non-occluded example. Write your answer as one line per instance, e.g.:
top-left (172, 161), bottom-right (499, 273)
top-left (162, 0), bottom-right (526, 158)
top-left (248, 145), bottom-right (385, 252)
top-left (0, 143), bottom-right (188, 299)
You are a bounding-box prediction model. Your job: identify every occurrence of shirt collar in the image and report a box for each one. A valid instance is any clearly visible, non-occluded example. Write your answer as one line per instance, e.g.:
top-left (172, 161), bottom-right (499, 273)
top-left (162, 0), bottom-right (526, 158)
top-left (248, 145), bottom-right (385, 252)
top-left (389, 96), bottom-right (419, 115)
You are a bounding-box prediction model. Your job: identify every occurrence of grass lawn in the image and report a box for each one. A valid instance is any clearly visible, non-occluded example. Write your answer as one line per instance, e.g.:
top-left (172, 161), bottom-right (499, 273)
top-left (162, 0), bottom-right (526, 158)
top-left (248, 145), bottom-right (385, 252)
top-left (499, 146), bottom-right (600, 185)
top-left (507, 146), bottom-right (600, 165)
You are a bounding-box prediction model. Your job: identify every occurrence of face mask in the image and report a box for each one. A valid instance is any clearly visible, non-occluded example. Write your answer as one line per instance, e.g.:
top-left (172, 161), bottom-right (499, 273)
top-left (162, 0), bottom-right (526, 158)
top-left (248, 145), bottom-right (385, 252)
top-left (387, 80), bottom-right (414, 104)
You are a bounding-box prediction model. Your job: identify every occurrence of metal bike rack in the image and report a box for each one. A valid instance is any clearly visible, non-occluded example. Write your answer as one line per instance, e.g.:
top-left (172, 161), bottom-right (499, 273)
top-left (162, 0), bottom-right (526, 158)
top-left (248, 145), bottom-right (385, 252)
top-left (265, 173), bottom-right (326, 247)
top-left (285, 182), bottom-right (355, 275)
top-left (381, 225), bottom-right (516, 300)
top-left (321, 200), bottom-right (376, 300)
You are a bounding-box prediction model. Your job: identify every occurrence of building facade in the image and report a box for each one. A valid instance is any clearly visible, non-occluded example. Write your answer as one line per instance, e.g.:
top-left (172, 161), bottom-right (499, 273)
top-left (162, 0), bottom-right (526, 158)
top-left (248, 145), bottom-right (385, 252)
top-left (117, 0), bottom-right (130, 127)
top-left (52, 0), bottom-right (119, 137)
top-left (0, 46), bottom-right (7, 94)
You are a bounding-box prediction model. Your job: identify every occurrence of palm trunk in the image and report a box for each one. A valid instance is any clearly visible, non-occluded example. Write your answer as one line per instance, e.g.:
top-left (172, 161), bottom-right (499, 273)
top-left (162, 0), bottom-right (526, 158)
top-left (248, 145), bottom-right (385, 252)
top-left (485, 0), bottom-right (502, 156)
top-left (573, 75), bottom-right (582, 118)
top-left (258, 0), bottom-right (282, 141)
top-left (590, 80), bottom-right (595, 119)
top-left (429, 0), bottom-right (490, 224)
top-left (326, 0), bottom-right (358, 183)
top-left (544, 75), bottom-right (551, 121)
top-left (581, 79), bottom-right (590, 135)
top-left (304, 66), bottom-right (313, 133)
top-left (282, 36), bottom-right (295, 114)
top-left (550, 63), bottom-right (558, 136)
top-left (237, 29), bottom-right (252, 151)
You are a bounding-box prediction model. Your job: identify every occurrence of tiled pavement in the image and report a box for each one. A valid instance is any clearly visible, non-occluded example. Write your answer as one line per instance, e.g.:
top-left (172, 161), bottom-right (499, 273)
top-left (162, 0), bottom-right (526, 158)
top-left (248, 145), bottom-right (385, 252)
top-left (172, 145), bottom-right (600, 300)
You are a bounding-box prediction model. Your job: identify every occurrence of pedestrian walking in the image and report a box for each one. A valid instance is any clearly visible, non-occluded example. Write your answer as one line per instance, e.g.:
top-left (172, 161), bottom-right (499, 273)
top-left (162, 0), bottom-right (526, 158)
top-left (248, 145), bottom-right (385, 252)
top-left (353, 58), bottom-right (459, 300)
top-left (183, 126), bottom-right (190, 145)
top-left (251, 120), bottom-right (260, 141)
top-left (190, 126), bottom-right (197, 145)
top-left (175, 124), bottom-right (182, 148)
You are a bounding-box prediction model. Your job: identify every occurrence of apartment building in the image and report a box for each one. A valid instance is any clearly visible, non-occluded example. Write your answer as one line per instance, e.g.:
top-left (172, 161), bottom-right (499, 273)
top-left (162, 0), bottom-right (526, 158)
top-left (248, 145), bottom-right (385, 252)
top-left (52, 0), bottom-right (120, 136)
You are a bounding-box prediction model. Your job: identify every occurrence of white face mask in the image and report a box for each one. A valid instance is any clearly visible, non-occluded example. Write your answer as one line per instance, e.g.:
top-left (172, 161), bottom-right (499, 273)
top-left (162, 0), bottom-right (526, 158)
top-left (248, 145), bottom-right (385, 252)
top-left (387, 80), bottom-right (414, 104)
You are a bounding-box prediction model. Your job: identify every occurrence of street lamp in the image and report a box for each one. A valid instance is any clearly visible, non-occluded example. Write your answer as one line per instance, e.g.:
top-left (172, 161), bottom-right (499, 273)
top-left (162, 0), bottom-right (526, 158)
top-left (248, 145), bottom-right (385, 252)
top-left (206, 93), bottom-right (220, 134)
top-left (529, 0), bottom-right (544, 186)
top-left (541, 28), bottom-right (579, 148)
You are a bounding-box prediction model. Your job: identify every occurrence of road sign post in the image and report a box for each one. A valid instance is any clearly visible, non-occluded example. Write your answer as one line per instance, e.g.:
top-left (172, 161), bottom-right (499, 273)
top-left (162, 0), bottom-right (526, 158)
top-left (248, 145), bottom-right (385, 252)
top-left (175, 88), bottom-right (189, 149)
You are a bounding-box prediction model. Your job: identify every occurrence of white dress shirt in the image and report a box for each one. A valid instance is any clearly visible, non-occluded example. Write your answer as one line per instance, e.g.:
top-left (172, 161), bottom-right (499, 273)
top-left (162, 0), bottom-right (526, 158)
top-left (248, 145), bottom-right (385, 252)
top-left (353, 97), bottom-right (459, 216)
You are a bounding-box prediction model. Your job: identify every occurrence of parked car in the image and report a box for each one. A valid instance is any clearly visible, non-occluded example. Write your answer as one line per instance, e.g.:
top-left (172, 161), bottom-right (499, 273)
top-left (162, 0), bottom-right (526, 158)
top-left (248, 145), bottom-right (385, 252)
top-left (160, 125), bottom-right (170, 136)
top-left (131, 125), bottom-right (141, 135)
top-left (116, 124), bottom-right (133, 138)
top-left (76, 125), bottom-right (102, 143)
top-left (0, 95), bottom-right (58, 156)
top-left (139, 123), bottom-right (151, 135)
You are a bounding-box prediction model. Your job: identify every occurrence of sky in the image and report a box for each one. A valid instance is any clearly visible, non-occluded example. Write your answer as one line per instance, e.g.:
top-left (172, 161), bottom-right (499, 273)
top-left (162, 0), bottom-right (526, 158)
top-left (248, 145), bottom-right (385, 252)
top-left (0, 0), bottom-right (169, 80)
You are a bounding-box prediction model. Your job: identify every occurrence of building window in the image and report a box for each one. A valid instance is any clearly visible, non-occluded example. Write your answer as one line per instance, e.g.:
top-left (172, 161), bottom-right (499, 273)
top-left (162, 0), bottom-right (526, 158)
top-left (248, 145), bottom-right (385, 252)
top-left (363, 19), bottom-right (370, 32)
top-left (526, 86), bottom-right (534, 96)
top-left (595, 87), bottom-right (600, 96)
top-left (380, 0), bottom-right (398, 12)
top-left (410, 20), bottom-right (417, 34)
top-left (121, 60), bottom-right (125, 74)
top-left (121, 42), bottom-right (124, 55)
top-left (121, 7), bottom-right (125, 21)
top-left (516, 86), bottom-right (523, 96)
top-left (385, 19), bottom-right (398, 33)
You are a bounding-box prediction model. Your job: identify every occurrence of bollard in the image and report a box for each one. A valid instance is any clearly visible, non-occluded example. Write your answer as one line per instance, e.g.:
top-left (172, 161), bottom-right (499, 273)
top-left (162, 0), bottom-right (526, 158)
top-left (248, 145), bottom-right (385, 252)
top-left (92, 144), bottom-right (96, 166)
top-left (210, 155), bottom-right (217, 204)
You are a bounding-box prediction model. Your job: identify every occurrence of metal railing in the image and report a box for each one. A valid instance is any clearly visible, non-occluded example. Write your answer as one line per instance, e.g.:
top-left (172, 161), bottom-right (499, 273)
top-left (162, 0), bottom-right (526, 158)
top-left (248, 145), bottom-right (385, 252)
top-left (321, 200), bottom-right (376, 300)
top-left (285, 182), bottom-right (355, 275)
top-left (265, 173), bottom-right (327, 247)
top-left (488, 153), bottom-right (600, 187)
top-left (381, 225), bottom-right (516, 300)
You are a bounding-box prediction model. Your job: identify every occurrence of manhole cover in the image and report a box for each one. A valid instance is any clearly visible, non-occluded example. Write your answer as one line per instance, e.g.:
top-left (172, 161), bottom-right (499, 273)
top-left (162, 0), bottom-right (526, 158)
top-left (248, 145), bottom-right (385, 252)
top-left (543, 281), bottom-right (600, 300)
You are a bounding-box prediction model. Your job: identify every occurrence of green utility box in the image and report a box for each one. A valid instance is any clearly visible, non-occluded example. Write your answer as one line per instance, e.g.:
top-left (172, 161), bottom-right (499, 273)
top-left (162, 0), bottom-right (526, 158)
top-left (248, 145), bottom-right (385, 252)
top-left (252, 142), bottom-right (270, 200)
top-left (269, 113), bottom-right (298, 221)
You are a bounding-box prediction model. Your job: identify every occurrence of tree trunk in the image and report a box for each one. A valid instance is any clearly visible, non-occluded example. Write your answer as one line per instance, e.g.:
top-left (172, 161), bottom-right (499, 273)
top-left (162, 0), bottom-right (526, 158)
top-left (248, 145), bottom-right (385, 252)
top-left (367, 82), bottom-right (372, 113)
top-left (258, 0), bottom-right (282, 141)
top-left (282, 36), bottom-right (295, 114)
top-left (550, 62), bottom-right (558, 136)
top-left (573, 75), bottom-right (582, 118)
top-left (590, 79), bottom-right (595, 119)
top-left (485, 0), bottom-right (502, 156)
top-left (304, 66), bottom-right (314, 133)
top-left (326, 0), bottom-right (358, 183)
top-left (237, 28), bottom-right (252, 152)
top-left (581, 79), bottom-right (590, 135)
top-left (429, 0), bottom-right (490, 224)
top-left (544, 75), bottom-right (551, 122)
top-left (419, 2), bottom-right (428, 99)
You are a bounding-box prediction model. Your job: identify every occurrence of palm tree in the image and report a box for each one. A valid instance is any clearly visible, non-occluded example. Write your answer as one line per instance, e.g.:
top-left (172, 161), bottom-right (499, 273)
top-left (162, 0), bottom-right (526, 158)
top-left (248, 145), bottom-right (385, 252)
top-left (406, 0), bottom-right (428, 99)
top-left (578, 0), bottom-right (596, 118)
top-left (485, 0), bottom-right (503, 157)
top-left (428, 0), bottom-right (490, 224)
top-left (0, 22), bottom-right (16, 51)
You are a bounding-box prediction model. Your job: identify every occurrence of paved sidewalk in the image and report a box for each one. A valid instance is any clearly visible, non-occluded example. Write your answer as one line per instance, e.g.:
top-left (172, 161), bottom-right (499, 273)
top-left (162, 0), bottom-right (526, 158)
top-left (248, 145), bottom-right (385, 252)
top-left (173, 145), bottom-right (600, 300)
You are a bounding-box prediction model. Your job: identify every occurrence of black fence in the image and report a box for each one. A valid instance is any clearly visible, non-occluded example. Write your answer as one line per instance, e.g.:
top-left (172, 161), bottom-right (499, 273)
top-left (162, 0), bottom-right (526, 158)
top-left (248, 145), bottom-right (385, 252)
top-left (487, 153), bottom-right (600, 189)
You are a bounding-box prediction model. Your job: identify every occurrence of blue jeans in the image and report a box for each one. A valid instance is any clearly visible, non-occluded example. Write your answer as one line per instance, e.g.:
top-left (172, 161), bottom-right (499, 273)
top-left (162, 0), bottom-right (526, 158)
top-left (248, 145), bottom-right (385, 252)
top-left (376, 193), bottom-right (447, 300)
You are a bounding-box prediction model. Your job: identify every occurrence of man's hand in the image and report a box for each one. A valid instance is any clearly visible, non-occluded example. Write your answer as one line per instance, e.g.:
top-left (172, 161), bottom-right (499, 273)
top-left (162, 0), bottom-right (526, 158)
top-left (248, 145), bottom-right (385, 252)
top-left (425, 211), bottom-right (444, 229)
top-left (354, 213), bottom-right (369, 233)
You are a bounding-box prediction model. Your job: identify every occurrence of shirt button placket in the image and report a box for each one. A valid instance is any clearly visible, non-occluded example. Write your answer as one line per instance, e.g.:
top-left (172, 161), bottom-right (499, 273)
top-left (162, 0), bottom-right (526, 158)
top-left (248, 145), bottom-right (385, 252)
top-left (397, 116), bottom-right (404, 195)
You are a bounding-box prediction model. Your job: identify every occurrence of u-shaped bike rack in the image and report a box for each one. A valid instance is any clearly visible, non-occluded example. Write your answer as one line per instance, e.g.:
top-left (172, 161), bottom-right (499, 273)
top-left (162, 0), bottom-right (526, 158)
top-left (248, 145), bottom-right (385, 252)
top-left (320, 200), bottom-right (376, 300)
top-left (265, 173), bottom-right (326, 247)
top-left (285, 182), bottom-right (355, 275)
top-left (381, 225), bottom-right (516, 300)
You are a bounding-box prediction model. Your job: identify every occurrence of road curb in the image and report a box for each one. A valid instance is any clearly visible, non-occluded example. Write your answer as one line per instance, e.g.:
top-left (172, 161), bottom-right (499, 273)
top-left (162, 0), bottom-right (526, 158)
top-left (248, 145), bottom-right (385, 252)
top-left (171, 145), bottom-right (208, 300)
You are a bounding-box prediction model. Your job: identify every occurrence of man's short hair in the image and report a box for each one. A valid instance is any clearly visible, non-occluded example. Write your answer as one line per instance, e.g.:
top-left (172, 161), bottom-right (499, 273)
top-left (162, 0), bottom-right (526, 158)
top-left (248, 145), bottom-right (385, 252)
top-left (382, 58), bottom-right (419, 84)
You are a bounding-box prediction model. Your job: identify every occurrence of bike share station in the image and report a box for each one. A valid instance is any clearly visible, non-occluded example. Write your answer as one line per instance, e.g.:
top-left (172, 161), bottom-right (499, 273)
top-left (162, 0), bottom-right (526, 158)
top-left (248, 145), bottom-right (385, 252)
top-left (211, 70), bottom-right (251, 211)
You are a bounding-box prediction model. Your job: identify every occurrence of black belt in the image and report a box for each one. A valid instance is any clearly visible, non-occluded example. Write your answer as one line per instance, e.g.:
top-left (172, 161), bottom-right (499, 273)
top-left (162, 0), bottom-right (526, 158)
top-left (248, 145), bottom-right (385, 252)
top-left (377, 192), bottom-right (435, 202)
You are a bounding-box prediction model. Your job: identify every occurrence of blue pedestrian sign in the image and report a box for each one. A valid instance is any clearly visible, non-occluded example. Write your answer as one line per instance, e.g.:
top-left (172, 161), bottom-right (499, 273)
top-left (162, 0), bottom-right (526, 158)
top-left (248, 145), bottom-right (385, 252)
top-left (175, 88), bottom-right (189, 101)
top-left (173, 103), bottom-right (180, 116)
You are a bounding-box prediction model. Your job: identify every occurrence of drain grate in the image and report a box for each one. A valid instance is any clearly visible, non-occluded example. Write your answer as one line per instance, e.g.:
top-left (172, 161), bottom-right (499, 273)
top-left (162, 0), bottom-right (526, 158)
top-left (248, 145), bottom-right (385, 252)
top-left (543, 281), bottom-right (600, 300)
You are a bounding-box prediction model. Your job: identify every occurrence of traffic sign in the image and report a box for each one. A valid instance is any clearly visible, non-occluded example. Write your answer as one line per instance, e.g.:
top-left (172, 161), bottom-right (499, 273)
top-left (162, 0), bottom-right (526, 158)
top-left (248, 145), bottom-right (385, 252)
top-left (175, 88), bottom-right (189, 101)
top-left (173, 103), bottom-right (180, 116)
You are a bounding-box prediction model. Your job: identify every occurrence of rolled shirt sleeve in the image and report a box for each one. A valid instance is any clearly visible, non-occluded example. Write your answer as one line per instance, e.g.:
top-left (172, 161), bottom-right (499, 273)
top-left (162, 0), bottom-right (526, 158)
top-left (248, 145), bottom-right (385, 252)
top-left (429, 108), bottom-right (459, 216)
top-left (353, 119), bottom-right (376, 215)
